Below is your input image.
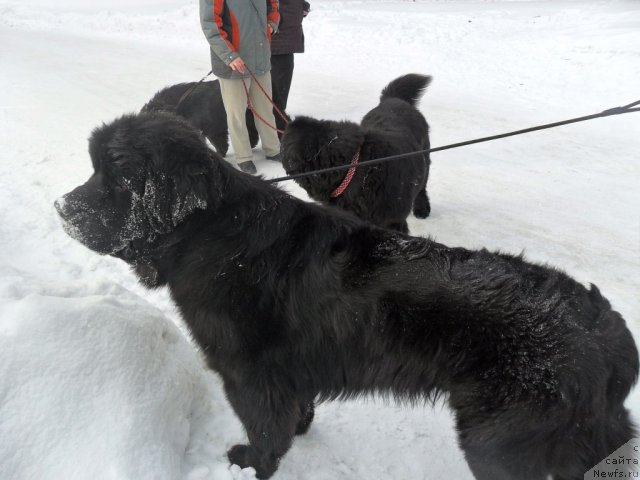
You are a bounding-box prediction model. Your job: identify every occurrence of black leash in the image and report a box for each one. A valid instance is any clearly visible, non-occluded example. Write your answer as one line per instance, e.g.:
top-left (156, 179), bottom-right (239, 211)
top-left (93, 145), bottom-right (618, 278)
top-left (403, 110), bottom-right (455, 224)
top-left (267, 100), bottom-right (640, 184)
top-left (175, 70), bottom-right (214, 110)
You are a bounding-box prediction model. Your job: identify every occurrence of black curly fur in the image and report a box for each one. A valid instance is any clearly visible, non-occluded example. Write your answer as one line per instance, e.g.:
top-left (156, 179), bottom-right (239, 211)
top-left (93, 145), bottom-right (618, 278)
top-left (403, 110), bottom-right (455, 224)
top-left (141, 80), bottom-right (259, 157)
top-left (380, 72), bottom-right (432, 106)
top-left (55, 111), bottom-right (638, 480)
top-left (281, 74), bottom-right (433, 233)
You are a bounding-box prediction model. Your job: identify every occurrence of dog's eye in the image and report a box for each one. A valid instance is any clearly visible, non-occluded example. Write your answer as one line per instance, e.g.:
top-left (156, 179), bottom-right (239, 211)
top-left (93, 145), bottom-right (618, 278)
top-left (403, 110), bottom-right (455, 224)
top-left (113, 155), bottom-right (129, 167)
top-left (121, 243), bottom-right (136, 260)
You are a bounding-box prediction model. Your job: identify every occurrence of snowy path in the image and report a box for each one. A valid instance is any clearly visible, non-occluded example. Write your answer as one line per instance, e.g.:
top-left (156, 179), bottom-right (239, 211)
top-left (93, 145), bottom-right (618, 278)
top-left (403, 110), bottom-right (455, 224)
top-left (1, 1), bottom-right (639, 479)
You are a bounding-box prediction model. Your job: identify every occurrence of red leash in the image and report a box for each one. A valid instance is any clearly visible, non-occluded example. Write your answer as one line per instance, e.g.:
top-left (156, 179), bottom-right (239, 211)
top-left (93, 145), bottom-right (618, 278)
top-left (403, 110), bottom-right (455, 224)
top-left (241, 66), bottom-right (290, 134)
top-left (330, 146), bottom-right (361, 198)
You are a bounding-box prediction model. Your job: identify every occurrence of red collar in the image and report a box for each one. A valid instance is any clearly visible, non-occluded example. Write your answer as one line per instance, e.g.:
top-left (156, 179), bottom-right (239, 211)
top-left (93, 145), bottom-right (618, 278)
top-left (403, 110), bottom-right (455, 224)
top-left (330, 146), bottom-right (361, 198)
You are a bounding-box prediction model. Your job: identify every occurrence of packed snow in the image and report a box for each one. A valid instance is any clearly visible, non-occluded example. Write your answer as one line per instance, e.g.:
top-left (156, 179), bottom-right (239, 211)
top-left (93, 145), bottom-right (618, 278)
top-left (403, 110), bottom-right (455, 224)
top-left (0, 0), bottom-right (639, 479)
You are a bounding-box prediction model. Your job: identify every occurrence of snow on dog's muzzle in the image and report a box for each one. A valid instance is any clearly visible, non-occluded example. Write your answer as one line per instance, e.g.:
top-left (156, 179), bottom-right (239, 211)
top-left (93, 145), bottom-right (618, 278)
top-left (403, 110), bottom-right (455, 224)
top-left (54, 194), bottom-right (90, 246)
top-left (54, 186), bottom-right (130, 256)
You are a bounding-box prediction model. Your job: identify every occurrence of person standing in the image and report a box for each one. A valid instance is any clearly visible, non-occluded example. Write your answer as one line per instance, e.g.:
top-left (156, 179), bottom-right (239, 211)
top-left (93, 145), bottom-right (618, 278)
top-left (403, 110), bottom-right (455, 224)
top-left (200, 0), bottom-right (282, 174)
top-left (270, 0), bottom-right (311, 137)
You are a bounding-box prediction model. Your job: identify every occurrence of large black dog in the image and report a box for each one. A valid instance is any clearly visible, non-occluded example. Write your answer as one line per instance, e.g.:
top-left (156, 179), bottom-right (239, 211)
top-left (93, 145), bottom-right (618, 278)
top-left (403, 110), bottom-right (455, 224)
top-left (55, 111), bottom-right (638, 480)
top-left (141, 80), bottom-right (259, 157)
top-left (281, 74), bottom-right (432, 233)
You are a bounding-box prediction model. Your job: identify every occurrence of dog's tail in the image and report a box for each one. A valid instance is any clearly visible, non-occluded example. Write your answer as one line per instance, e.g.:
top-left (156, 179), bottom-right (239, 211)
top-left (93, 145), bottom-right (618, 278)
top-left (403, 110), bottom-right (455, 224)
top-left (380, 74), bottom-right (432, 107)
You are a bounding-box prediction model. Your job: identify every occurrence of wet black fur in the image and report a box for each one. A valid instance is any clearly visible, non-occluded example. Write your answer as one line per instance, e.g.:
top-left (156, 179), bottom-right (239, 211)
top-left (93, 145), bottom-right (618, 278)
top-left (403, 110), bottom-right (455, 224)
top-left (141, 80), bottom-right (259, 157)
top-left (281, 73), bottom-right (432, 233)
top-left (55, 111), bottom-right (638, 480)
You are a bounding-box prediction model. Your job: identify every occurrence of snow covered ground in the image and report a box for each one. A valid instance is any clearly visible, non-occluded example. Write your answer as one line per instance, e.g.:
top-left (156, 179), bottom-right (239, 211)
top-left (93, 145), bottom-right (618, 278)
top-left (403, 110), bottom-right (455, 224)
top-left (0, 0), bottom-right (639, 479)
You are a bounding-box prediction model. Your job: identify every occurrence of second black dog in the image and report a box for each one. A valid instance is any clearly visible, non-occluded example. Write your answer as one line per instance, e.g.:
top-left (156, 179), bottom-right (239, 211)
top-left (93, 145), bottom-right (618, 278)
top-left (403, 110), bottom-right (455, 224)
top-left (141, 80), bottom-right (259, 157)
top-left (282, 73), bottom-right (432, 233)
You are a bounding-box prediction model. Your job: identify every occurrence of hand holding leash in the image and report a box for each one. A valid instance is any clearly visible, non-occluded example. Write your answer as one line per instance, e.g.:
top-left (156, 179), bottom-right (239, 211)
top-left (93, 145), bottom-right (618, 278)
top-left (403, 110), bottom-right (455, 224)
top-left (229, 57), bottom-right (246, 73)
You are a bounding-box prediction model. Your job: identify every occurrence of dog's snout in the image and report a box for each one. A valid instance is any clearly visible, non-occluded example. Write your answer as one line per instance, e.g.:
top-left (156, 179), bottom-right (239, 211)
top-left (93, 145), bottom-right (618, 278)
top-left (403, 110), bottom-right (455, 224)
top-left (54, 196), bottom-right (67, 218)
top-left (54, 193), bottom-right (81, 221)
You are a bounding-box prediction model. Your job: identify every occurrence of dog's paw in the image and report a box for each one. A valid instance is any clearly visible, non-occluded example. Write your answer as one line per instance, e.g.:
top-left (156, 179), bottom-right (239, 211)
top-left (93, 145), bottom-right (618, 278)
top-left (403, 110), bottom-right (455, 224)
top-left (413, 207), bottom-right (430, 219)
top-left (413, 200), bottom-right (431, 219)
top-left (413, 190), bottom-right (431, 218)
top-left (228, 444), bottom-right (253, 469)
top-left (227, 444), bottom-right (278, 479)
top-left (413, 193), bottom-right (431, 219)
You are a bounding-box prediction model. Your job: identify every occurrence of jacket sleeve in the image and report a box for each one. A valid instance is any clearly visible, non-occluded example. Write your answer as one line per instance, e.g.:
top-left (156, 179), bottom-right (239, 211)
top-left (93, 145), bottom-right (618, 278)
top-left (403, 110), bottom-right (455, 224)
top-left (200, 0), bottom-right (239, 65)
top-left (266, 0), bottom-right (280, 33)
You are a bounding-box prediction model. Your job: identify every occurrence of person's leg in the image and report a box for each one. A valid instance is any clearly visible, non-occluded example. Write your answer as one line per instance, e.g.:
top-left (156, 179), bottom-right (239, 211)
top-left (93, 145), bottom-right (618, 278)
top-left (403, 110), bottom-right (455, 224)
top-left (270, 54), bottom-right (294, 134)
top-left (218, 77), bottom-right (253, 164)
top-left (248, 72), bottom-right (281, 158)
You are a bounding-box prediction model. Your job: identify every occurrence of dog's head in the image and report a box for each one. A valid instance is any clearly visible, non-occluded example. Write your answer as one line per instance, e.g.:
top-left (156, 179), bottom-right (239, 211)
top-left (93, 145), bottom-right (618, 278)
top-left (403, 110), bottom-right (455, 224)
top-left (55, 111), bottom-right (214, 261)
top-left (281, 116), bottom-right (364, 199)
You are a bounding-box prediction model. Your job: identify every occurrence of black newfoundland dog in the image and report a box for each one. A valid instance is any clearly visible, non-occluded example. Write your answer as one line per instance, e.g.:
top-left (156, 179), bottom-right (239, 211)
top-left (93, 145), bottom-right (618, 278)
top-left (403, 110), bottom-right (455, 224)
top-left (141, 80), bottom-right (259, 157)
top-left (55, 111), bottom-right (638, 480)
top-left (281, 74), bottom-right (432, 233)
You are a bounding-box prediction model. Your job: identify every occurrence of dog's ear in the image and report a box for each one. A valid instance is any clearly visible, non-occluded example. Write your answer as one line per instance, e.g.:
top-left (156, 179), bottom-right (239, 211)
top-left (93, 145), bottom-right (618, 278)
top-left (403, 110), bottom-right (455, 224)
top-left (141, 120), bottom-right (213, 234)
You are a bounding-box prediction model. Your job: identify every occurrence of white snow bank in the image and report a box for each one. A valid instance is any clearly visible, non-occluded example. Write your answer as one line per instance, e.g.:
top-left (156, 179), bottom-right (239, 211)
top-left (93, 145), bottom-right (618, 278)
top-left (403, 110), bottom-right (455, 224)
top-left (0, 268), bottom-right (218, 480)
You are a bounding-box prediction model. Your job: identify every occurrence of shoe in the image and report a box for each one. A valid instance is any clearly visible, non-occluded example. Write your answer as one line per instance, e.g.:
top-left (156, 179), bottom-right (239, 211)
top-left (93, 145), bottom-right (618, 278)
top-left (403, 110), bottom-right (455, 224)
top-left (266, 153), bottom-right (281, 162)
top-left (238, 160), bottom-right (257, 174)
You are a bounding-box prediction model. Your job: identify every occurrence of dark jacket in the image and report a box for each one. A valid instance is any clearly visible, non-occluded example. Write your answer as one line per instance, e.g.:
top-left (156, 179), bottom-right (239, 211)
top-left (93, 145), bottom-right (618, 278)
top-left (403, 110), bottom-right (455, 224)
top-left (270, 0), bottom-right (310, 55)
top-left (200, 0), bottom-right (280, 79)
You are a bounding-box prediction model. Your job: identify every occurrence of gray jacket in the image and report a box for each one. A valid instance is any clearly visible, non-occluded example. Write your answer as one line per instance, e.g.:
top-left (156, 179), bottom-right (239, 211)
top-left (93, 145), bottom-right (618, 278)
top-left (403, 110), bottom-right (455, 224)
top-left (200, 0), bottom-right (280, 79)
